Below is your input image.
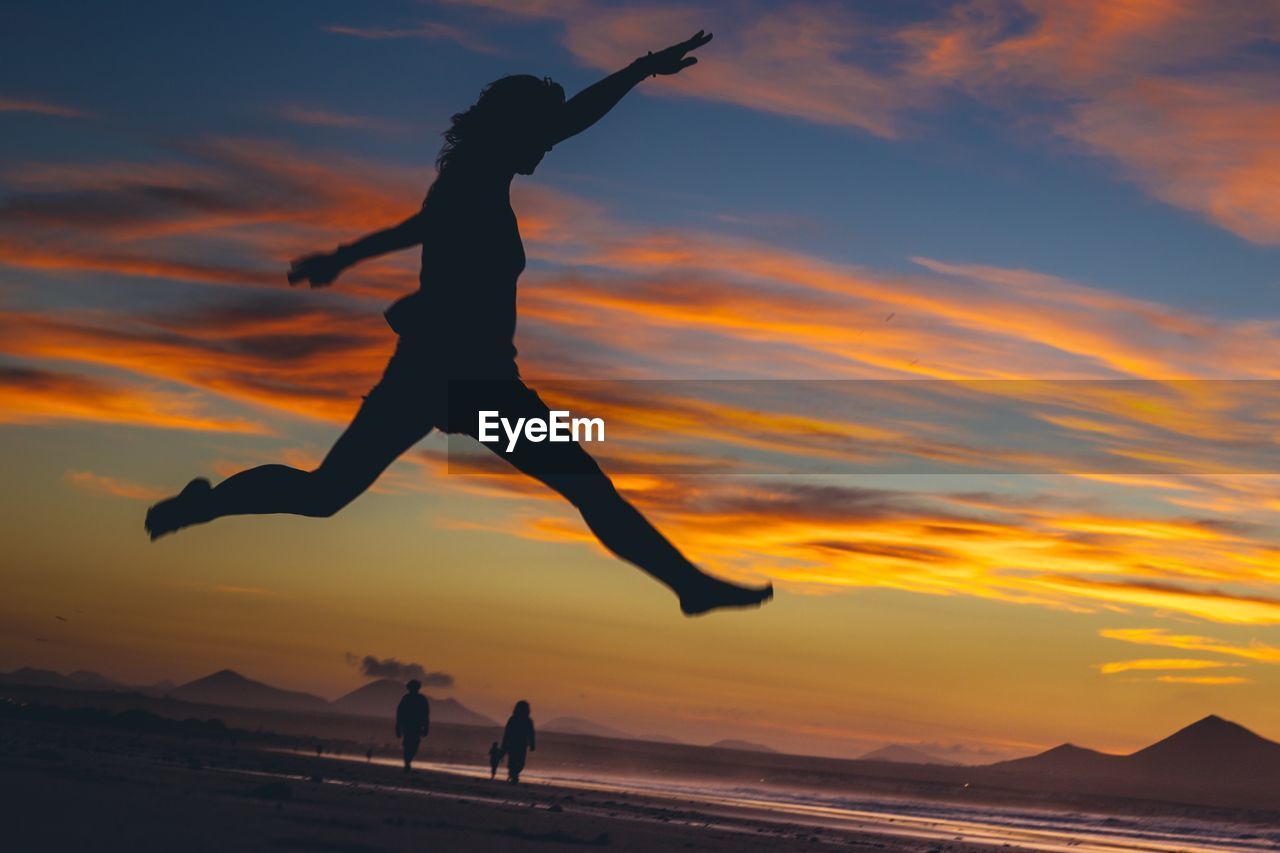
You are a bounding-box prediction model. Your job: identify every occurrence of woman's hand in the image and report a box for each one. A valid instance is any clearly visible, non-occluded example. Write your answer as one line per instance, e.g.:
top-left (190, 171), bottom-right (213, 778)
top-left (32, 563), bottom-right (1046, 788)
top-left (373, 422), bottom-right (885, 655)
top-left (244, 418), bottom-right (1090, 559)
top-left (641, 30), bottom-right (713, 77)
top-left (287, 251), bottom-right (345, 288)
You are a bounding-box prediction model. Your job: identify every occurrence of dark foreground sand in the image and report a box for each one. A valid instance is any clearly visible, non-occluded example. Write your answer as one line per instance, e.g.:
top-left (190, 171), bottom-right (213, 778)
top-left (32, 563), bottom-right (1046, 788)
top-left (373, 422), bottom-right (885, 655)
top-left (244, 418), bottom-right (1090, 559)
top-left (3, 719), bottom-right (1027, 853)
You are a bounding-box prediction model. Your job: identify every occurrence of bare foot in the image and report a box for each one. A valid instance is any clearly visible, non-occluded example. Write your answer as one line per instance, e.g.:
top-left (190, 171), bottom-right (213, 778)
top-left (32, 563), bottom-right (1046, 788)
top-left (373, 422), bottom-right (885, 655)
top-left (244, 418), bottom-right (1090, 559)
top-left (679, 576), bottom-right (774, 616)
top-left (144, 478), bottom-right (212, 540)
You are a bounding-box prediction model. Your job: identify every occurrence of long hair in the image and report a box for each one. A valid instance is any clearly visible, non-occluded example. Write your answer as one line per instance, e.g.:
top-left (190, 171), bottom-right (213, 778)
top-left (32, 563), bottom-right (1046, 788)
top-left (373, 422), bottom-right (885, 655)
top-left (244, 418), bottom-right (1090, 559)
top-left (436, 75), bottom-right (565, 177)
top-left (511, 699), bottom-right (531, 719)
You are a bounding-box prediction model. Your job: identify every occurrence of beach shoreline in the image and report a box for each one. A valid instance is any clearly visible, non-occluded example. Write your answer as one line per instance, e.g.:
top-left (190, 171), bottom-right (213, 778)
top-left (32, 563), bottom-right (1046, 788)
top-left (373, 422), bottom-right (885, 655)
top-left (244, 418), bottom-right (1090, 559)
top-left (6, 718), bottom-right (1276, 853)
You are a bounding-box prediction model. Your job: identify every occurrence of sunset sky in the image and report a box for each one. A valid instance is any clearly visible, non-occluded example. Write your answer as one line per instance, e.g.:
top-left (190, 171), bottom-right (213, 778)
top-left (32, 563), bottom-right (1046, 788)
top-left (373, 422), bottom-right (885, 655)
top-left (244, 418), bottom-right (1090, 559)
top-left (3, 0), bottom-right (1279, 761)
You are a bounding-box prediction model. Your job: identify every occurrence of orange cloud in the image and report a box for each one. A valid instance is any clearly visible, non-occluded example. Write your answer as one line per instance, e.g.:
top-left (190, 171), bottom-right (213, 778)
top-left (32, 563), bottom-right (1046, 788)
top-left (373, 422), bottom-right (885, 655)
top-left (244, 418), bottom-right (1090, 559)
top-left (1035, 576), bottom-right (1280, 625)
top-left (900, 1), bottom-right (1280, 243)
top-left (5, 139), bottom-right (1280, 626)
top-left (1100, 627), bottom-right (1280, 665)
top-left (1097, 658), bottom-right (1243, 675)
top-left (0, 365), bottom-right (263, 433)
top-left (0, 305), bottom-right (393, 424)
top-left (1063, 75), bottom-right (1280, 245)
top-left (1154, 675), bottom-right (1249, 686)
top-left (64, 470), bottom-right (168, 500)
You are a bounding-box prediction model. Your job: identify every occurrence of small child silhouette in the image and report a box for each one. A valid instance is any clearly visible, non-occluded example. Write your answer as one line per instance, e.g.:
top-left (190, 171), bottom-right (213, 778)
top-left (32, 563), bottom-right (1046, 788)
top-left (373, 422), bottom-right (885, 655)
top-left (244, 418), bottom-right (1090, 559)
top-left (488, 741), bottom-right (504, 780)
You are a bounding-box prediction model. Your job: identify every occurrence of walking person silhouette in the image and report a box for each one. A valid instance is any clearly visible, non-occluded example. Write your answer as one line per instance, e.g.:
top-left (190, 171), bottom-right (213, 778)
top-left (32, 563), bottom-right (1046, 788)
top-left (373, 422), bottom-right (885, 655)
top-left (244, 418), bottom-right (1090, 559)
top-left (395, 679), bottom-right (430, 773)
top-left (501, 700), bottom-right (536, 784)
top-left (144, 31), bottom-right (772, 616)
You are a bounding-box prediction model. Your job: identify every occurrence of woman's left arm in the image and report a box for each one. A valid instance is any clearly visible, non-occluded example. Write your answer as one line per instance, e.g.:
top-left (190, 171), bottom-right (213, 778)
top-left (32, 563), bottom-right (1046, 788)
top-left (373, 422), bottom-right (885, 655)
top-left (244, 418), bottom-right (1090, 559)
top-left (551, 31), bottom-right (713, 146)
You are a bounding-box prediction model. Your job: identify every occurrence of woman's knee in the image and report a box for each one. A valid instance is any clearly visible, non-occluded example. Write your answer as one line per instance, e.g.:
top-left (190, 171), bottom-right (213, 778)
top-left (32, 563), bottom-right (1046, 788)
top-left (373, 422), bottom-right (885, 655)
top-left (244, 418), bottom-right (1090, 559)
top-left (304, 469), bottom-right (367, 517)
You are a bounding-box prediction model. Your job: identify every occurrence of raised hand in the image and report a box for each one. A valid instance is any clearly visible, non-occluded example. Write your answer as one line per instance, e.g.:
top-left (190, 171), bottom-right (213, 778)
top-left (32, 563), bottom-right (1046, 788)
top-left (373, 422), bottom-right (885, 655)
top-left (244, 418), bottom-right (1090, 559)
top-left (642, 30), bottom-right (713, 77)
top-left (287, 251), bottom-right (344, 288)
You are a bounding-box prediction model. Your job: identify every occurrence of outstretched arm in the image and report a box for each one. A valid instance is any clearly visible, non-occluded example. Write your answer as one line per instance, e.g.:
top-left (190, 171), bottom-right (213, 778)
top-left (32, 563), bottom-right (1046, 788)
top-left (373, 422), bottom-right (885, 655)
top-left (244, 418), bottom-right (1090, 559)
top-left (551, 30), bottom-right (713, 146)
top-left (287, 210), bottom-right (426, 288)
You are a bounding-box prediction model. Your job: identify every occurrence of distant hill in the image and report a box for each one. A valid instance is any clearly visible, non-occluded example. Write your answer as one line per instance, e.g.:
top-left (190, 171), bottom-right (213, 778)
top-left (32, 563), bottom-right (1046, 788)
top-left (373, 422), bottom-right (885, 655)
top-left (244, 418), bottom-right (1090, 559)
top-left (637, 733), bottom-right (685, 745)
top-left (710, 738), bottom-right (777, 753)
top-left (861, 744), bottom-right (959, 765)
top-left (169, 670), bottom-right (329, 713)
top-left (136, 679), bottom-right (177, 698)
top-left (331, 679), bottom-right (496, 727)
top-left (1126, 715), bottom-right (1280, 780)
top-left (543, 716), bottom-right (632, 740)
top-left (0, 667), bottom-right (126, 692)
top-left (989, 742), bottom-right (1120, 777)
top-left (67, 670), bottom-right (126, 690)
top-left (988, 716), bottom-right (1280, 786)
top-left (0, 667), bottom-right (77, 689)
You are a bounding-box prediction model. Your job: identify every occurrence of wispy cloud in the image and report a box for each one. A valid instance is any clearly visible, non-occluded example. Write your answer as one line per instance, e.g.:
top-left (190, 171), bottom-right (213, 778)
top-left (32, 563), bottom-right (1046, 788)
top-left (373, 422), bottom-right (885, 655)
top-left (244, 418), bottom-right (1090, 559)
top-left (0, 366), bottom-right (264, 433)
top-left (1097, 658), bottom-right (1244, 675)
top-left (326, 20), bottom-right (501, 54)
top-left (0, 96), bottom-right (87, 118)
top-left (64, 469), bottom-right (168, 500)
top-left (443, 0), bottom-right (1280, 243)
top-left (277, 105), bottom-right (397, 132)
top-left (445, 0), bottom-right (926, 136)
top-left (1100, 627), bottom-right (1280, 665)
top-left (1061, 74), bottom-right (1280, 245)
top-left (1154, 675), bottom-right (1249, 686)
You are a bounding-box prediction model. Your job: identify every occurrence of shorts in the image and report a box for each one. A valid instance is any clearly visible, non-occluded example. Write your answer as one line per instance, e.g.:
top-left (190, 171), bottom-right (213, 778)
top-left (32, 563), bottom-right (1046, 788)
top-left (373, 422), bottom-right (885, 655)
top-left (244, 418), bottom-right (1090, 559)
top-left (354, 337), bottom-right (605, 479)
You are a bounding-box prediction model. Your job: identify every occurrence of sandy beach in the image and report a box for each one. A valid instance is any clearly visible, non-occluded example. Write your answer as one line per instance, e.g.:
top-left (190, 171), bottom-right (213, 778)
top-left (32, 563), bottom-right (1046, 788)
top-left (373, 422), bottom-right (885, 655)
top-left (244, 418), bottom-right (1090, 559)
top-left (0, 720), bottom-right (966, 852)
top-left (0, 717), bottom-right (998, 853)
top-left (6, 715), bottom-right (1276, 853)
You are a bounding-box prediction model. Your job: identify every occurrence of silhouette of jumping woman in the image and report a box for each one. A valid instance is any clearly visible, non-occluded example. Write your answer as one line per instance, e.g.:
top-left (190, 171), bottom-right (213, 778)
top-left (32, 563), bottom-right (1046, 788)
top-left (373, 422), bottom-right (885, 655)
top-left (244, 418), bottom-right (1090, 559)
top-left (501, 700), bottom-right (535, 784)
top-left (144, 31), bottom-right (772, 616)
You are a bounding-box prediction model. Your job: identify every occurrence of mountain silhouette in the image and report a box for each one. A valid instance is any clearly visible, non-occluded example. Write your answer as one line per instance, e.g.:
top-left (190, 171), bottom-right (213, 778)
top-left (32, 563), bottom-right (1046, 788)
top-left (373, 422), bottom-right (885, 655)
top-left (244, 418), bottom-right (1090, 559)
top-left (637, 732), bottom-right (686, 744)
top-left (860, 744), bottom-right (959, 765)
top-left (169, 669), bottom-right (329, 713)
top-left (1126, 714), bottom-right (1280, 780)
top-left (138, 678), bottom-right (178, 697)
top-left (709, 738), bottom-right (777, 753)
top-left (0, 667), bottom-right (125, 692)
top-left (990, 715), bottom-right (1280, 789)
top-left (0, 667), bottom-right (77, 689)
top-left (67, 670), bottom-right (126, 690)
top-left (990, 742), bottom-right (1120, 777)
top-left (330, 679), bottom-right (496, 726)
top-left (543, 716), bottom-right (632, 739)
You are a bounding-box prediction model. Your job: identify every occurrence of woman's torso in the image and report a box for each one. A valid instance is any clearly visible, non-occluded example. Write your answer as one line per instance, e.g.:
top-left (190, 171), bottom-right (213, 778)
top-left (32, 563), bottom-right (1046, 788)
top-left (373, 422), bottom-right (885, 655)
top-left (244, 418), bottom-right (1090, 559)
top-left (385, 174), bottom-right (526, 372)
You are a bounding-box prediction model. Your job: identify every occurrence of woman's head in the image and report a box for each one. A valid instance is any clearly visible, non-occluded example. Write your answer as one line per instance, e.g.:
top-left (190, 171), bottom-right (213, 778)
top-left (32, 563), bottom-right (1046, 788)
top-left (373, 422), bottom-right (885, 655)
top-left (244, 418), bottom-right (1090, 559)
top-left (512, 699), bottom-right (531, 718)
top-left (438, 75), bottom-right (565, 176)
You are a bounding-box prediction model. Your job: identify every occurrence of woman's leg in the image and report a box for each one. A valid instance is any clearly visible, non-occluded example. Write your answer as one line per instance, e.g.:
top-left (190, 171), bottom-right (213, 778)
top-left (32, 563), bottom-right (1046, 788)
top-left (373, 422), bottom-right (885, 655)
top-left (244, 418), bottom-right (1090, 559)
top-left (465, 381), bottom-right (772, 615)
top-left (507, 748), bottom-right (525, 782)
top-left (146, 356), bottom-right (434, 539)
